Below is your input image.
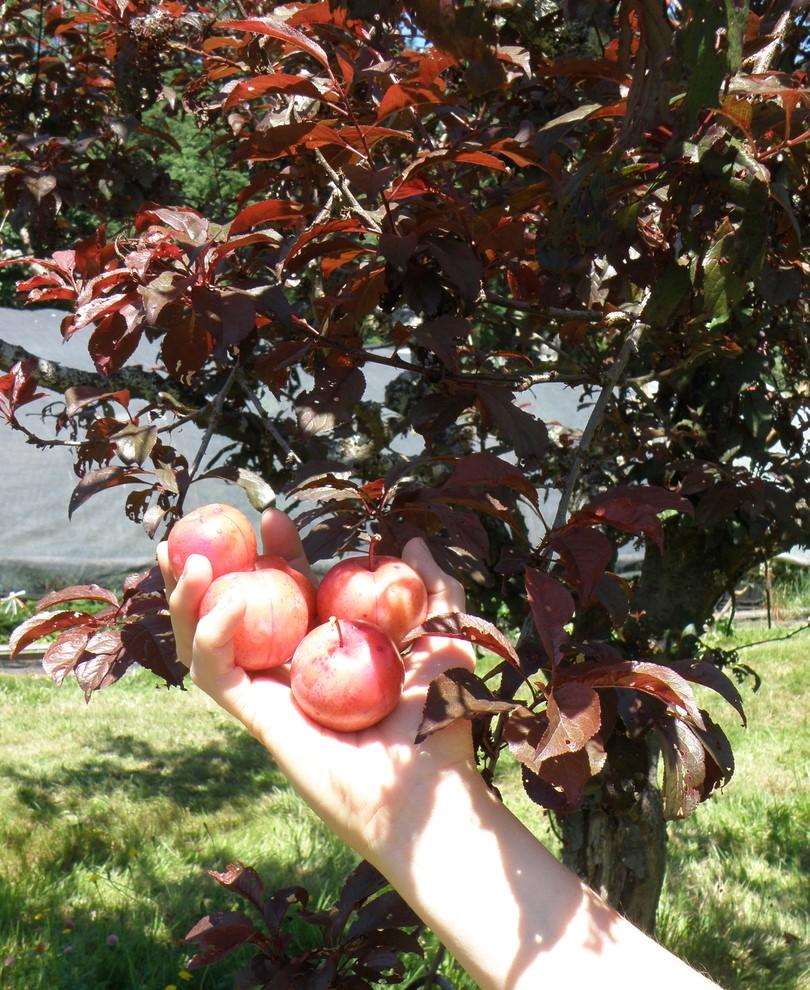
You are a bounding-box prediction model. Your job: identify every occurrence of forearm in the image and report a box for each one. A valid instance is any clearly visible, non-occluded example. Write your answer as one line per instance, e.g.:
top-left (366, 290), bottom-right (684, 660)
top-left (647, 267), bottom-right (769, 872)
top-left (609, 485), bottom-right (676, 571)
top-left (368, 769), bottom-right (720, 990)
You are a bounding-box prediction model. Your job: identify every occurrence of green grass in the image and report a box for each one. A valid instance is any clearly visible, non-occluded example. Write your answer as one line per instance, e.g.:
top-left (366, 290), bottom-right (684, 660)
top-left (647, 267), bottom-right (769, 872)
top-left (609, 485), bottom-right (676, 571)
top-left (0, 626), bottom-right (807, 989)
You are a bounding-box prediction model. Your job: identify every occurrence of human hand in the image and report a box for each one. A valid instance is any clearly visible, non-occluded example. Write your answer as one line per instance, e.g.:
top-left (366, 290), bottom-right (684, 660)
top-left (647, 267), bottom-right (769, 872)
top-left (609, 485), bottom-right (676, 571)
top-left (156, 508), bottom-right (479, 865)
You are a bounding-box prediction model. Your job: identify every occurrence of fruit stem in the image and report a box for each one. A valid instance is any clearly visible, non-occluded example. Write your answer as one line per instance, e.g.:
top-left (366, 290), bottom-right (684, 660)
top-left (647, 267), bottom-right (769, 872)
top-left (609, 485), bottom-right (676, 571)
top-left (329, 615), bottom-right (344, 647)
top-left (368, 532), bottom-right (382, 571)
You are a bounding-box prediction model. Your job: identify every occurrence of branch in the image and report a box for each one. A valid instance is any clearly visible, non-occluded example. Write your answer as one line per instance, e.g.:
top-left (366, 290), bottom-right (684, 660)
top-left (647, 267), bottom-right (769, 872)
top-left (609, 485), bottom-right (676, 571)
top-left (0, 335), bottom-right (263, 454)
top-left (177, 364), bottom-right (240, 512)
top-left (237, 370), bottom-right (302, 466)
top-left (482, 292), bottom-right (603, 322)
top-left (733, 621), bottom-right (809, 652)
top-left (552, 321), bottom-right (645, 528)
top-left (312, 147), bottom-right (383, 233)
top-left (0, 335), bottom-right (185, 405)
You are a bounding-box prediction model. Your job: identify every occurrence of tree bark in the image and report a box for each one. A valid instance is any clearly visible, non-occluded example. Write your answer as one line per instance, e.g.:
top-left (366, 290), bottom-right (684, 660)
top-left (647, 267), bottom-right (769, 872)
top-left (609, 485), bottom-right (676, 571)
top-left (559, 735), bottom-right (666, 934)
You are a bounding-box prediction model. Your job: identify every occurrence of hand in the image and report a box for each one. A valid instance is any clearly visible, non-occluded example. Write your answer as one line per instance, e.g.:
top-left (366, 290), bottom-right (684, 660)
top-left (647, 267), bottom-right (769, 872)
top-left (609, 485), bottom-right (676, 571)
top-left (156, 508), bottom-right (478, 864)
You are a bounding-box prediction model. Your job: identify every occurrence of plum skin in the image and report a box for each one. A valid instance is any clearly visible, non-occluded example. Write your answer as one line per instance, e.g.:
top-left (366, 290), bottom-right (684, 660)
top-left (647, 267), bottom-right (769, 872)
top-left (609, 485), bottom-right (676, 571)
top-left (290, 618), bottom-right (404, 732)
top-left (198, 569), bottom-right (309, 671)
top-left (255, 554), bottom-right (316, 628)
top-left (168, 503), bottom-right (257, 580)
top-left (315, 555), bottom-right (427, 646)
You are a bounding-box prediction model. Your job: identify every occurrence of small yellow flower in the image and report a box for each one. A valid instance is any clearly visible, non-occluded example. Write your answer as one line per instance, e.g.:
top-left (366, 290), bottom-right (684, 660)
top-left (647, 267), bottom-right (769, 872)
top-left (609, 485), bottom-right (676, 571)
top-left (62, 928), bottom-right (72, 934)
top-left (33, 914), bottom-right (44, 921)
top-left (164, 985), bottom-right (178, 990)
top-left (178, 970), bottom-right (193, 981)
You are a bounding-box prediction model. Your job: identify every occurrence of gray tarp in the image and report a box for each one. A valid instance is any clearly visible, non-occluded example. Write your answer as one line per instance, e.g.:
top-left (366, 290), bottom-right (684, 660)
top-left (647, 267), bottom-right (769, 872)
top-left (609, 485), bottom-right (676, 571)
top-left (0, 305), bottom-right (592, 595)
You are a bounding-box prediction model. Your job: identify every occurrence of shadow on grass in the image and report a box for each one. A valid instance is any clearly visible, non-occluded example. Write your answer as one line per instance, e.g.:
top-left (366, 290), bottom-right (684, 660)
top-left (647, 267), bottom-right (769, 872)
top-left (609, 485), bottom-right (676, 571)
top-left (3, 727), bottom-right (288, 823)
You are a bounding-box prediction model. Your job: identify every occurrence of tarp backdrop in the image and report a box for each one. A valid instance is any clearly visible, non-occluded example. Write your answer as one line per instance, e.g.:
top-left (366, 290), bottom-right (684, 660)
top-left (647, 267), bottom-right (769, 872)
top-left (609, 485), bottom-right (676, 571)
top-left (1, 306), bottom-right (592, 595)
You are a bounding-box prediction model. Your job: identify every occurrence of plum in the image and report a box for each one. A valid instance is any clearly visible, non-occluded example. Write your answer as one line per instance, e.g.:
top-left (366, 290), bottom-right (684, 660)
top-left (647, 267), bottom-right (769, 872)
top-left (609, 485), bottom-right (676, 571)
top-left (255, 554), bottom-right (317, 628)
top-left (316, 540), bottom-right (427, 645)
top-left (290, 618), bottom-right (404, 732)
top-left (198, 569), bottom-right (309, 671)
top-left (168, 503), bottom-right (257, 580)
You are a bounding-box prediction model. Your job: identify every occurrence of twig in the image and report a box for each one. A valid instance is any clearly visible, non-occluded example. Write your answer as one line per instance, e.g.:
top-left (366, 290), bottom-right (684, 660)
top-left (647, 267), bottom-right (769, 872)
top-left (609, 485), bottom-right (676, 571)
top-left (236, 371), bottom-right (302, 466)
top-left (483, 292), bottom-right (603, 322)
top-left (422, 944), bottom-right (446, 990)
top-left (312, 147), bottom-right (382, 233)
top-left (177, 365), bottom-right (239, 511)
top-left (552, 321), bottom-right (645, 528)
top-left (734, 621), bottom-right (809, 652)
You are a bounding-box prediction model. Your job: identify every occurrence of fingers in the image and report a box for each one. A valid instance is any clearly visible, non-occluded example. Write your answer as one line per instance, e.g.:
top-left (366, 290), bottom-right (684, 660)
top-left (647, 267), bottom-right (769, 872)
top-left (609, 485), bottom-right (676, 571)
top-left (156, 541), bottom-right (176, 596)
top-left (167, 553), bottom-right (213, 667)
top-left (190, 593), bottom-right (260, 733)
top-left (261, 507), bottom-right (314, 581)
top-left (402, 538), bottom-right (466, 615)
top-left (193, 592), bottom-right (245, 673)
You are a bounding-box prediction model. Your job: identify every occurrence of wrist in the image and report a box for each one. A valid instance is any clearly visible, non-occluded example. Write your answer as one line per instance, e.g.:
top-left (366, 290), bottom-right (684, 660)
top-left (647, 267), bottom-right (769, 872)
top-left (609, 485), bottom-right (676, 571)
top-left (360, 757), bottom-right (486, 872)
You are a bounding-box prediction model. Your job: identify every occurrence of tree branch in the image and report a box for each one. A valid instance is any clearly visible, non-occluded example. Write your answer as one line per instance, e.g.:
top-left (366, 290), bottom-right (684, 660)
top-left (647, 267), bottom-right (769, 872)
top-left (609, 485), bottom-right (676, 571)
top-left (237, 370), bottom-right (302, 466)
top-left (313, 147), bottom-right (383, 233)
top-left (482, 292), bottom-right (603, 321)
top-left (552, 321), bottom-right (646, 528)
top-left (0, 335), bottom-right (262, 454)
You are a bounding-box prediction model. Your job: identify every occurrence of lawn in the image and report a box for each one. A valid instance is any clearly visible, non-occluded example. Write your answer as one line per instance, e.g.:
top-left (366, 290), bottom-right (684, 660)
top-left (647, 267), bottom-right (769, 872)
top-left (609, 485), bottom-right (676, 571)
top-left (0, 625), bottom-right (807, 989)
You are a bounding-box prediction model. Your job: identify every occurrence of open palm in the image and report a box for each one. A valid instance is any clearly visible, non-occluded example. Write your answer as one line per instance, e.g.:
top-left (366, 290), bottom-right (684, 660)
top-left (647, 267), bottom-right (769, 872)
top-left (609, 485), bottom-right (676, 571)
top-left (156, 508), bottom-right (476, 861)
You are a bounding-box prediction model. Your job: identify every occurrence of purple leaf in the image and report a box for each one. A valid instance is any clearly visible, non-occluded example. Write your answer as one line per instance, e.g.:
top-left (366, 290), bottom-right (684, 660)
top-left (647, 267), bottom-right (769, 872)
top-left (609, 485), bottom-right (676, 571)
top-left (524, 569), bottom-right (574, 667)
top-left (402, 612), bottom-right (519, 668)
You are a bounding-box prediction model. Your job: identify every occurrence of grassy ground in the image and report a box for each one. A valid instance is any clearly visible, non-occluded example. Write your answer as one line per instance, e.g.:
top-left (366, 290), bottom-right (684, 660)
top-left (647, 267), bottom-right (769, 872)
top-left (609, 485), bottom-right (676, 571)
top-left (0, 625), bottom-right (807, 989)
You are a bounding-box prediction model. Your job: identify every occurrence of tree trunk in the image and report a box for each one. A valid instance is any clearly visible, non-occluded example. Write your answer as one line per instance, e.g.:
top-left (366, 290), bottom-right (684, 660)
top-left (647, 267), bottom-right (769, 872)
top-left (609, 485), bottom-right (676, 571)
top-left (559, 736), bottom-right (666, 934)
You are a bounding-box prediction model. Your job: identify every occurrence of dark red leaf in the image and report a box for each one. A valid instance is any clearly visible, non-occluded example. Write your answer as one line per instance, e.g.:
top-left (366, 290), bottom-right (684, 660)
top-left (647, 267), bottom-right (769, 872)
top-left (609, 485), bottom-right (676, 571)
top-left (224, 73), bottom-right (323, 110)
top-left (68, 466), bottom-right (145, 518)
top-left (550, 527), bottom-right (613, 604)
top-left (218, 16), bottom-right (332, 73)
top-left (331, 861), bottom-right (388, 938)
top-left (520, 742), bottom-right (605, 814)
top-left (346, 891), bottom-right (420, 940)
top-left (185, 911), bottom-right (256, 970)
top-left (0, 359), bottom-right (44, 422)
top-left (207, 864), bottom-right (265, 913)
top-left (592, 572), bottom-right (630, 627)
top-left (476, 386), bottom-right (548, 463)
top-left (42, 628), bottom-right (92, 686)
top-left (657, 718), bottom-right (708, 819)
top-left (74, 648), bottom-right (128, 701)
top-left (415, 667), bottom-right (521, 743)
top-left (135, 205), bottom-right (210, 246)
top-left (402, 612), bottom-right (519, 668)
top-left (64, 386), bottom-right (130, 418)
top-left (440, 452), bottom-right (538, 506)
top-left (230, 198), bottom-right (305, 235)
top-left (574, 486), bottom-right (694, 550)
top-left (524, 569), bottom-right (574, 667)
top-left (37, 584), bottom-right (119, 610)
top-left (121, 614), bottom-right (183, 688)
top-left (10, 610), bottom-right (92, 659)
top-left (559, 661), bottom-right (704, 727)
top-left (534, 683), bottom-right (601, 764)
top-left (670, 659), bottom-right (746, 726)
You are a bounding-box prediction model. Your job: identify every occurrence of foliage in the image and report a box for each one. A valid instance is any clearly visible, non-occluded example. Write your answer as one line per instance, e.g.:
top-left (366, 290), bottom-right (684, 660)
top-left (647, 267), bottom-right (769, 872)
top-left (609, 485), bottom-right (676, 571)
top-left (0, 0), bottom-right (807, 928)
top-left (185, 860), bottom-right (422, 987)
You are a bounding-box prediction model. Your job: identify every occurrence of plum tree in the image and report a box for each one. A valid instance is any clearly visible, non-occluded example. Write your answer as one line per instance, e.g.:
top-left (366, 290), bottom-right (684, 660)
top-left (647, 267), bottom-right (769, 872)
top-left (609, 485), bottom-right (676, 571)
top-left (290, 618), bottom-right (404, 732)
top-left (2, 0), bottom-right (807, 941)
top-left (168, 503), bottom-right (256, 581)
top-left (199, 569), bottom-right (309, 671)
